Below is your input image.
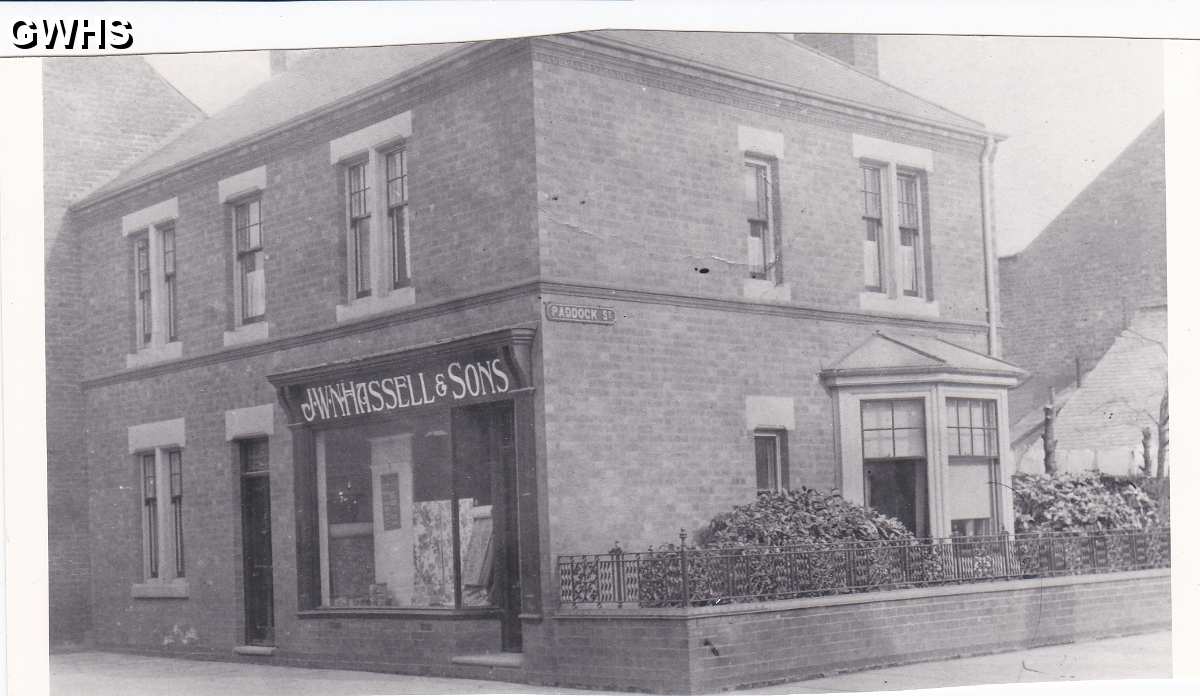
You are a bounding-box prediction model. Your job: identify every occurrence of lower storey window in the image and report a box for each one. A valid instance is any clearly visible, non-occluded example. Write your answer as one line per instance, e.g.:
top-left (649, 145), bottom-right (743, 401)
top-left (754, 430), bottom-right (788, 493)
top-left (314, 404), bottom-right (513, 609)
top-left (861, 399), bottom-right (928, 536)
top-left (946, 398), bottom-right (1001, 535)
top-left (139, 447), bottom-right (185, 581)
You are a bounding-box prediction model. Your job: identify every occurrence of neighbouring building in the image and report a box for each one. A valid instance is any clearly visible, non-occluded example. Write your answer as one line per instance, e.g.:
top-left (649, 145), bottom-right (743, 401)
top-left (1011, 305), bottom-right (1166, 474)
top-left (48, 32), bottom-right (1091, 689)
top-left (999, 115), bottom-right (1166, 424)
top-left (44, 55), bottom-right (203, 643)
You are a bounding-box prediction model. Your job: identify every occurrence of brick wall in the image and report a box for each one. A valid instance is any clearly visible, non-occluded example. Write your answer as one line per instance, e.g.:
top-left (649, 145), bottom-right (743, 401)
top-left (540, 293), bottom-right (988, 559)
top-left (44, 56), bottom-right (201, 643)
top-left (1000, 115), bottom-right (1166, 420)
top-left (71, 48), bottom-right (538, 380)
top-left (531, 45), bottom-right (990, 324)
top-left (543, 569), bottom-right (1170, 693)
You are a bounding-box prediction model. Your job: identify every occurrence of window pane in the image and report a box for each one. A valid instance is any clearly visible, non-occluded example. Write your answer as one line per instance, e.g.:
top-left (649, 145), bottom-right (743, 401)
top-left (169, 451), bottom-right (184, 577)
top-left (142, 453), bottom-right (158, 579)
top-left (386, 149), bottom-right (407, 207)
top-left (862, 428), bottom-right (892, 459)
top-left (162, 227), bottom-right (175, 273)
top-left (354, 218), bottom-right (371, 297)
top-left (900, 237), bottom-right (918, 294)
top-left (754, 435), bottom-right (778, 491)
top-left (949, 460), bottom-right (994, 521)
top-left (322, 413), bottom-right (458, 608)
top-left (892, 400), bottom-right (924, 429)
top-left (747, 222), bottom-right (767, 279)
top-left (244, 264), bottom-right (266, 319)
top-left (349, 163), bottom-right (369, 219)
top-left (863, 232), bottom-right (881, 289)
top-left (390, 209), bottom-right (409, 288)
top-left (893, 428), bottom-right (925, 458)
top-left (861, 401), bottom-right (892, 430)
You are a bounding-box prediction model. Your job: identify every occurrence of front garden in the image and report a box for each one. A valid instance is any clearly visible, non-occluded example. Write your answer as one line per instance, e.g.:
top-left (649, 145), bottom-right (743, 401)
top-left (558, 473), bottom-right (1170, 608)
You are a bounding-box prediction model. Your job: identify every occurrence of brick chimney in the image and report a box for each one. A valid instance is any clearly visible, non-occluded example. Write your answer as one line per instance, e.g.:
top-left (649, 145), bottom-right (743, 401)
top-left (269, 49), bottom-right (288, 76)
top-left (793, 34), bottom-right (879, 77)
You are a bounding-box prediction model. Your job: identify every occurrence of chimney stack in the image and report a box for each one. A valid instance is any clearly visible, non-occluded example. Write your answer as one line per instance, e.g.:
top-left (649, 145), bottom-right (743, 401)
top-left (793, 34), bottom-right (879, 77)
top-left (269, 49), bottom-right (288, 76)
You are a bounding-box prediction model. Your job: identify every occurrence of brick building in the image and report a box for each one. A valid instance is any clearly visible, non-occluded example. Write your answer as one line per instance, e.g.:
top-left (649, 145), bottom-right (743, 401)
top-left (44, 55), bottom-right (203, 643)
top-left (999, 115), bottom-right (1166, 423)
top-left (49, 33), bottom-right (1031, 686)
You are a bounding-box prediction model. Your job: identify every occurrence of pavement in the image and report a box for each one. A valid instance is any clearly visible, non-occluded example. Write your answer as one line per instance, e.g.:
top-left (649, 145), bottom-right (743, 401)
top-left (46, 631), bottom-right (1173, 696)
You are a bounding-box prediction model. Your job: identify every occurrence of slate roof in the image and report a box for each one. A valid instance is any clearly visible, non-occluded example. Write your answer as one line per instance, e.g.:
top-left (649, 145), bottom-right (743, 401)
top-left (86, 41), bottom-right (467, 200)
top-left (81, 32), bottom-right (986, 206)
top-left (594, 32), bottom-right (985, 132)
top-left (1051, 306), bottom-right (1167, 451)
top-left (821, 332), bottom-right (1027, 380)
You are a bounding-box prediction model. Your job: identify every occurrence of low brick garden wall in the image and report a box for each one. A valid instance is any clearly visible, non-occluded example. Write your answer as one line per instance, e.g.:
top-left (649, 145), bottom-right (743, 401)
top-left (542, 568), bottom-right (1170, 693)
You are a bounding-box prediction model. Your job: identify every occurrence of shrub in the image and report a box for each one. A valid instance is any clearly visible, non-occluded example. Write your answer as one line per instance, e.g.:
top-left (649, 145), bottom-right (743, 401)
top-left (1011, 471), bottom-right (1162, 533)
top-left (695, 487), bottom-right (914, 547)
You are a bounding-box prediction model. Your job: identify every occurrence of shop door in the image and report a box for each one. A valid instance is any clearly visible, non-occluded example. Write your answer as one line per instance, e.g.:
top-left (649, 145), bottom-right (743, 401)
top-left (240, 440), bottom-right (275, 645)
top-left (454, 402), bottom-right (521, 651)
top-left (864, 459), bottom-right (928, 537)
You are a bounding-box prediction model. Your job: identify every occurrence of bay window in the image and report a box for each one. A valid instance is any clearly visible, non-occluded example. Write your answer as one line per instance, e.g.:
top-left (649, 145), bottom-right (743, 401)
top-left (822, 332), bottom-right (1025, 539)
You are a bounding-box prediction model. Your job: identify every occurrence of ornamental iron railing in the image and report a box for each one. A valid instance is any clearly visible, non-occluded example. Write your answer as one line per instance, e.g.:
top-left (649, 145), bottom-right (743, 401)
top-left (557, 527), bottom-right (1171, 608)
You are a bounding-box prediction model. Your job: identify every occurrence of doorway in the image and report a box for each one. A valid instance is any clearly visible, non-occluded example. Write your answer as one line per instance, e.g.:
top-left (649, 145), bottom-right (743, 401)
top-left (240, 438), bottom-right (275, 645)
top-left (453, 401), bottom-right (521, 651)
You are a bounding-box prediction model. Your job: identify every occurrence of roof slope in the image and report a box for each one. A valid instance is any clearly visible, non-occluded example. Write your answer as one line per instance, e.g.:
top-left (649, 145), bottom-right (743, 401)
top-left (591, 31), bottom-right (985, 132)
top-left (1052, 306), bottom-right (1166, 451)
top-left (87, 42), bottom-right (465, 199)
top-left (823, 332), bottom-right (1026, 379)
top-left (84, 32), bottom-right (986, 205)
top-left (44, 55), bottom-right (203, 208)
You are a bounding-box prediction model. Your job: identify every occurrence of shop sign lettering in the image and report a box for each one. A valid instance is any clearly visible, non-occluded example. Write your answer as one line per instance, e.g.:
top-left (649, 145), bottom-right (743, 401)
top-left (545, 302), bottom-right (615, 325)
top-left (297, 358), bottom-right (510, 424)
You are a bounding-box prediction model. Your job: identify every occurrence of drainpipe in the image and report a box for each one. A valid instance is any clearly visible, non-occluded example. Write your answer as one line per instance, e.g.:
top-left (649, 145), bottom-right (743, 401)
top-left (980, 135), bottom-right (1001, 357)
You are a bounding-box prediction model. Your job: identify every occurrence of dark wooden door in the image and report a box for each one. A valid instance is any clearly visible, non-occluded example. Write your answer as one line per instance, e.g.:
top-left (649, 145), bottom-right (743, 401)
top-left (241, 471), bottom-right (275, 645)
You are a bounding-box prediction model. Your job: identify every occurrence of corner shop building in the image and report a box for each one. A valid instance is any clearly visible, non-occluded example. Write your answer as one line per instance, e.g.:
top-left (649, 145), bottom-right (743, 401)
top-left (50, 33), bottom-right (1039, 688)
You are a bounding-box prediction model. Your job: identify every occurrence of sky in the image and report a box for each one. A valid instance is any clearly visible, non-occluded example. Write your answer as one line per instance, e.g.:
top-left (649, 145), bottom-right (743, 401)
top-left (145, 35), bottom-right (1164, 256)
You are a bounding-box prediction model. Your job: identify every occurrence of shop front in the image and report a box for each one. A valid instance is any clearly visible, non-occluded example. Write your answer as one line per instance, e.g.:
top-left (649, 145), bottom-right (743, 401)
top-left (268, 328), bottom-right (539, 653)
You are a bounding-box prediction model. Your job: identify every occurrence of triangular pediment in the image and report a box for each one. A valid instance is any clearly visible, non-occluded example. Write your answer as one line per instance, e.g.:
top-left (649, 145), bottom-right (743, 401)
top-left (821, 332), bottom-right (1027, 386)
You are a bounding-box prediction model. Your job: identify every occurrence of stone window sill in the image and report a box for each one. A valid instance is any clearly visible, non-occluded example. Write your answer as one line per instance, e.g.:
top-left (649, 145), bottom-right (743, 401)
top-left (125, 341), bottom-right (183, 369)
top-left (858, 291), bottom-right (940, 319)
top-left (741, 279), bottom-right (793, 303)
top-left (335, 286), bottom-right (416, 323)
top-left (131, 579), bottom-right (189, 599)
top-left (223, 321), bottom-right (270, 347)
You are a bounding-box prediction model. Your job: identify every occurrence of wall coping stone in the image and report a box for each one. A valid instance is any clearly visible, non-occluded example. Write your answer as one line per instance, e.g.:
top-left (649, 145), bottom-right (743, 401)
top-left (553, 567), bottom-right (1169, 620)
